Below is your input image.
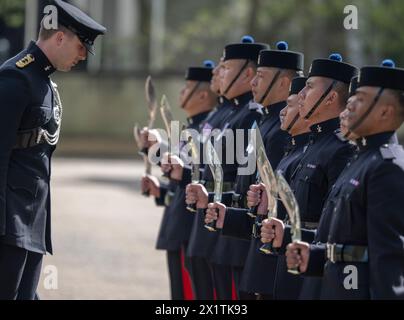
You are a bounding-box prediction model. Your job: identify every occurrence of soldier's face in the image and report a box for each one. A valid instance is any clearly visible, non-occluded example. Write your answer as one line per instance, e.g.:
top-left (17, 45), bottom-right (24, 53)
top-left (344, 86), bottom-right (381, 136)
top-left (222, 59), bottom-right (251, 99)
top-left (211, 62), bottom-right (222, 94)
top-left (280, 94), bottom-right (299, 130)
top-left (298, 77), bottom-right (332, 120)
top-left (250, 67), bottom-right (278, 104)
top-left (55, 31), bottom-right (87, 72)
top-left (180, 80), bottom-right (199, 110)
top-left (281, 93), bottom-right (309, 135)
top-left (339, 97), bottom-right (359, 140)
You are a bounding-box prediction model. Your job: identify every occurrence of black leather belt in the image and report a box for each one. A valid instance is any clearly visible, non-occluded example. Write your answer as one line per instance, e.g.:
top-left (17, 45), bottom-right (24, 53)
top-left (302, 221), bottom-right (319, 229)
top-left (326, 243), bottom-right (369, 263)
top-left (14, 128), bottom-right (45, 149)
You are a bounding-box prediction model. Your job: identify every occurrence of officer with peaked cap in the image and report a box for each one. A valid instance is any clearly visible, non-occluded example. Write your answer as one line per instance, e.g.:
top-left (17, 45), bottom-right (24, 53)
top-left (286, 59), bottom-right (404, 299)
top-left (0, 0), bottom-right (106, 299)
top-left (259, 53), bottom-right (358, 299)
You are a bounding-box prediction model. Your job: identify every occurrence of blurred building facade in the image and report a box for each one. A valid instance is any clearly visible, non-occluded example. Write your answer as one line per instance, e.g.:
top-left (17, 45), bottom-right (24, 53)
top-left (1, 0), bottom-right (403, 157)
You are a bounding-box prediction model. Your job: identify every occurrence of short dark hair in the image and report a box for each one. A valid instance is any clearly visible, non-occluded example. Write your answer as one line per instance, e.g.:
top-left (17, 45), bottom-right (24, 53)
top-left (283, 69), bottom-right (304, 80)
top-left (387, 89), bottom-right (404, 119)
top-left (333, 81), bottom-right (349, 108)
top-left (247, 60), bottom-right (258, 70)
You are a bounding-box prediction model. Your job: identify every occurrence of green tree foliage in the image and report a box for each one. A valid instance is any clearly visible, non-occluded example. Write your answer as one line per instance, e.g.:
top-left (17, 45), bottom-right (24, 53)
top-left (160, 0), bottom-right (404, 71)
top-left (0, 0), bottom-right (25, 28)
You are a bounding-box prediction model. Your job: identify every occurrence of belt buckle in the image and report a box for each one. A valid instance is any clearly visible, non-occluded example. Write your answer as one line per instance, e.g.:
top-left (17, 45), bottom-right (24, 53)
top-left (327, 243), bottom-right (336, 263)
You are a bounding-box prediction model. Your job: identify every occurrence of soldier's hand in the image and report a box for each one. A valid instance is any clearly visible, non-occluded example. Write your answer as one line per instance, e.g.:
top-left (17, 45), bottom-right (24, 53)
top-left (165, 154), bottom-right (184, 181)
top-left (286, 241), bottom-right (310, 273)
top-left (185, 183), bottom-right (209, 209)
top-left (246, 184), bottom-right (261, 208)
top-left (140, 127), bottom-right (160, 150)
top-left (205, 202), bottom-right (226, 229)
top-left (140, 127), bottom-right (150, 150)
top-left (141, 175), bottom-right (160, 197)
top-left (261, 218), bottom-right (285, 248)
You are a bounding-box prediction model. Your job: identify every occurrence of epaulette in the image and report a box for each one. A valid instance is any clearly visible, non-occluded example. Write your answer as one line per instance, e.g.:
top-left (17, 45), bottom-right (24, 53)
top-left (16, 54), bottom-right (35, 69)
top-left (380, 143), bottom-right (404, 170)
top-left (334, 129), bottom-right (348, 142)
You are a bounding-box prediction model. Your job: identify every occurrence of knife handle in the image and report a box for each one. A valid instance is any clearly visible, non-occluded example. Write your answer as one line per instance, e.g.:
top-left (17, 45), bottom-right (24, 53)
top-left (246, 206), bottom-right (258, 218)
top-left (204, 208), bottom-right (218, 232)
top-left (287, 247), bottom-right (301, 275)
top-left (259, 224), bottom-right (279, 255)
top-left (247, 189), bottom-right (261, 218)
top-left (186, 203), bottom-right (197, 213)
top-left (163, 170), bottom-right (172, 179)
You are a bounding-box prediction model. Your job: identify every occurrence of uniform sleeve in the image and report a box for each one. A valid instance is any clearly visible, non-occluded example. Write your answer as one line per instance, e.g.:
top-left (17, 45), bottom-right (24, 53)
top-left (0, 69), bottom-right (30, 235)
top-left (221, 207), bottom-right (253, 240)
top-left (367, 162), bottom-right (404, 299)
top-left (305, 243), bottom-right (327, 276)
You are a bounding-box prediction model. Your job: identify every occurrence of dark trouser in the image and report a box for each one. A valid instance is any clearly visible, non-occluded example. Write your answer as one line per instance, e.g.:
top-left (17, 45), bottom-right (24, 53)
top-left (188, 256), bottom-right (215, 300)
top-left (212, 263), bottom-right (233, 300)
top-left (0, 243), bottom-right (43, 300)
top-left (166, 250), bottom-right (184, 300)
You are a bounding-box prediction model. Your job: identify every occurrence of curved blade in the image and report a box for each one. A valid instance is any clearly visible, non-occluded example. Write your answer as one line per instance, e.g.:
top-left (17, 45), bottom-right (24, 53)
top-left (133, 123), bottom-right (141, 147)
top-left (145, 76), bottom-right (158, 129)
top-left (205, 139), bottom-right (223, 202)
top-left (276, 170), bottom-right (301, 242)
top-left (254, 128), bottom-right (278, 217)
top-left (160, 95), bottom-right (174, 138)
top-left (186, 132), bottom-right (200, 183)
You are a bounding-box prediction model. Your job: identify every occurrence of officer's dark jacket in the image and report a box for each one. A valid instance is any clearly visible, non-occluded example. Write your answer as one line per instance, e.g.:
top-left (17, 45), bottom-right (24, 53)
top-left (305, 132), bottom-right (404, 299)
top-left (0, 42), bottom-right (58, 254)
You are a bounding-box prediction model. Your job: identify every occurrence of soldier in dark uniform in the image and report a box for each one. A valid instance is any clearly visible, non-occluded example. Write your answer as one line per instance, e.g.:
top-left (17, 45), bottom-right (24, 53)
top-left (0, 0), bottom-right (106, 300)
top-left (205, 42), bottom-right (304, 299)
top-left (242, 77), bottom-right (311, 299)
top-left (259, 54), bottom-right (358, 299)
top-left (185, 36), bottom-right (267, 299)
top-left (141, 61), bottom-right (217, 299)
top-left (286, 60), bottom-right (404, 300)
